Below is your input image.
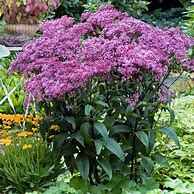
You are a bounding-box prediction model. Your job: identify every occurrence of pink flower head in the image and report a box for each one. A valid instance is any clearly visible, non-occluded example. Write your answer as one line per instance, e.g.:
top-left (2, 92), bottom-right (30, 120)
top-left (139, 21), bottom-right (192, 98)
top-left (9, 4), bottom-right (194, 102)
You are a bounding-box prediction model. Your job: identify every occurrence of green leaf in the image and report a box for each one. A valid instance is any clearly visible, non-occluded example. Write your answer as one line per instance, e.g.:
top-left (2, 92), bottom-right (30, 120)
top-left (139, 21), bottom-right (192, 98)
top-left (39, 116), bottom-right (52, 139)
top-left (141, 155), bottom-right (154, 175)
top-left (111, 125), bottom-right (130, 135)
top-left (161, 105), bottom-right (175, 125)
top-left (97, 159), bottom-right (112, 180)
top-left (166, 107), bottom-right (175, 125)
top-left (53, 133), bottom-right (68, 149)
top-left (85, 104), bottom-right (93, 116)
top-left (70, 177), bottom-right (88, 191)
top-left (104, 116), bottom-right (115, 129)
top-left (75, 154), bottom-right (89, 181)
top-left (94, 121), bottom-right (108, 140)
top-left (135, 131), bottom-right (149, 148)
top-left (152, 153), bottom-right (170, 167)
top-left (65, 116), bottom-right (76, 129)
top-left (80, 122), bottom-right (90, 139)
top-left (104, 138), bottom-right (124, 161)
top-left (142, 177), bottom-right (159, 190)
top-left (95, 100), bottom-right (108, 107)
top-left (61, 144), bottom-right (78, 156)
top-left (143, 91), bottom-right (155, 102)
top-left (148, 130), bottom-right (156, 150)
top-left (72, 132), bottom-right (84, 147)
top-left (160, 127), bottom-right (180, 147)
top-left (94, 140), bottom-right (104, 155)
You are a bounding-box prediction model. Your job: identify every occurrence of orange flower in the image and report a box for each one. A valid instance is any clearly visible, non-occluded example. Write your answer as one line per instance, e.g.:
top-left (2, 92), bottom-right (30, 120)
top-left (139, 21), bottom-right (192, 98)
top-left (1, 138), bottom-right (11, 145)
top-left (17, 131), bottom-right (33, 137)
top-left (22, 144), bottom-right (32, 149)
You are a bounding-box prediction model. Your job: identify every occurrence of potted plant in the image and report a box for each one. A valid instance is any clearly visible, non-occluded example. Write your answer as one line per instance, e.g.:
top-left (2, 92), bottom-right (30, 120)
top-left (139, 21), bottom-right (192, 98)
top-left (0, 0), bottom-right (59, 36)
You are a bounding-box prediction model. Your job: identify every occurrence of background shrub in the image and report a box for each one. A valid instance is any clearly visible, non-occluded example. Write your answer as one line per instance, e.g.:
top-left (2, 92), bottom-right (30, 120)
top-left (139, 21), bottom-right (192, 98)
top-left (182, 5), bottom-right (194, 37)
top-left (142, 7), bottom-right (184, 28)
top-left (56, 0), bottom-right (149, 19)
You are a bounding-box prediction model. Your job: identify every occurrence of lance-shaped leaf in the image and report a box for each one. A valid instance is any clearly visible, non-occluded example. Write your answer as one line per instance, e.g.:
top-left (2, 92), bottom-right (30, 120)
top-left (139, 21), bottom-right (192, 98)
top-left (94, 121), bottom-right (108, 140)
top-left (135, 131), bottom-right (149, 148)
top-left (160, 127), bottom-right (180, 147)
top-left (75, 154), bottom-right (89, 181)
top-left (104, 138), bottom-right (124, 161)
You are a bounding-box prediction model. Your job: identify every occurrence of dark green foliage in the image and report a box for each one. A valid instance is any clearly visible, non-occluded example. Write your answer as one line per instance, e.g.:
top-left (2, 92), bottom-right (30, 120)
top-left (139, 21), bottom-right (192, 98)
top-left (56, 0), bottom-right (149, 19)
top-left (26, 95), bottom-right (194, 193)
top-left (142, 8), bottom-right (184, 28)
top-left (56, 0), bottom-right (85, 19)
top-left (39, 66), bottom-right (181, 184)
top-left (149, 0), bottom-right (191, 10)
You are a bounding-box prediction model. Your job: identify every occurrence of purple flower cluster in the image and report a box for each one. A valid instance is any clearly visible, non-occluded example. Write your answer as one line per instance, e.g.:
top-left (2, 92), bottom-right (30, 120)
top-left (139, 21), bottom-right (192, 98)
top-left (10, 4), bottom-right (194, 101)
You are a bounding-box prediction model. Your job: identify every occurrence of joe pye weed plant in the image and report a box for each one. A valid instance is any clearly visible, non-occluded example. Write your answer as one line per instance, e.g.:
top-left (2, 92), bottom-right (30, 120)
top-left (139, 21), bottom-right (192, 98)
top-left (9, 4), bottom-right (194, 189)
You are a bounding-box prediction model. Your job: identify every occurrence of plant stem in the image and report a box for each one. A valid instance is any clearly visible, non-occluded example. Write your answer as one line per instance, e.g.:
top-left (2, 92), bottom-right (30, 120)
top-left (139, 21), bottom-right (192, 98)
top-left (130, 118), bottom-right (138, 181)
top-left (94, 161), bottom-right (100, 184)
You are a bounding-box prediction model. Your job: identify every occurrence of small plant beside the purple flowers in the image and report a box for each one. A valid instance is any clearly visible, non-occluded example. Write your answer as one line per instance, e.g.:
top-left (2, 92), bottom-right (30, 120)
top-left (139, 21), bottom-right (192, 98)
top-left (0, 0), bottom-right (59, 24)
top-left (9, 4), bottom-right (194, 191)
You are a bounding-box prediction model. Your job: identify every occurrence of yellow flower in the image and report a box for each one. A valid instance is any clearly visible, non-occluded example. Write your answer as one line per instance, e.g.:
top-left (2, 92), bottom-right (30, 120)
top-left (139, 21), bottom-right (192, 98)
top-left (48, 135), bottom-right (55, 139)
top-left (32, 121), bottom-right (39, 125)
top-left (0, 130), bottom-right (9, 138)
top-left (22, 144), bottom-right (32, 149)
top-left (27, 114), bottom-right (33, 118)
top-left (31, 128), bottom-right (38, 133)
top-left (17, 131), bottom-right (33, 137)
top-left (50, 125), bottom-right (60, 131)
top-left (3, 121), bottom-right (12, 126)
top-left (4, 125), bottom-right (11, 129)
top-left (1, 138), bottom-right (11, 145)
top-left (33, 116), bottom-right (42, 121)
top-left (26, 118), bottom-right (33, 123)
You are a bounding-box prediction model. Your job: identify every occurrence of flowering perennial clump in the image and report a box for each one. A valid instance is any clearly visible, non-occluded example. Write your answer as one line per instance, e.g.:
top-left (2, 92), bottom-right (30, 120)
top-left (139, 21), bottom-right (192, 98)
top-left (10, 4), bottom-right (194, 102)
top-left (0, 113), bottom-right (42, 128)
top-left (0, 113), bottom-right (42, 145)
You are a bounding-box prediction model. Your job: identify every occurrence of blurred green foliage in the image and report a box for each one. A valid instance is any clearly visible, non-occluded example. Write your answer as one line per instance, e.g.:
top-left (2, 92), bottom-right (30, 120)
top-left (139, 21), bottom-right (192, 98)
top-left (0, 20), bottom-right (4, 34)
top-left (154, 95), bottom-right (194, 184)
top-left (0, 52), bottom-right (25, 113)
top-left (182, 5), bottom-right (194, 36)
top-left (142, 7), bottom-right (184, 28)
top-left (84, 0), bottom-right (149, 18)
top-left (56, 0), bottom-right (149, 19)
